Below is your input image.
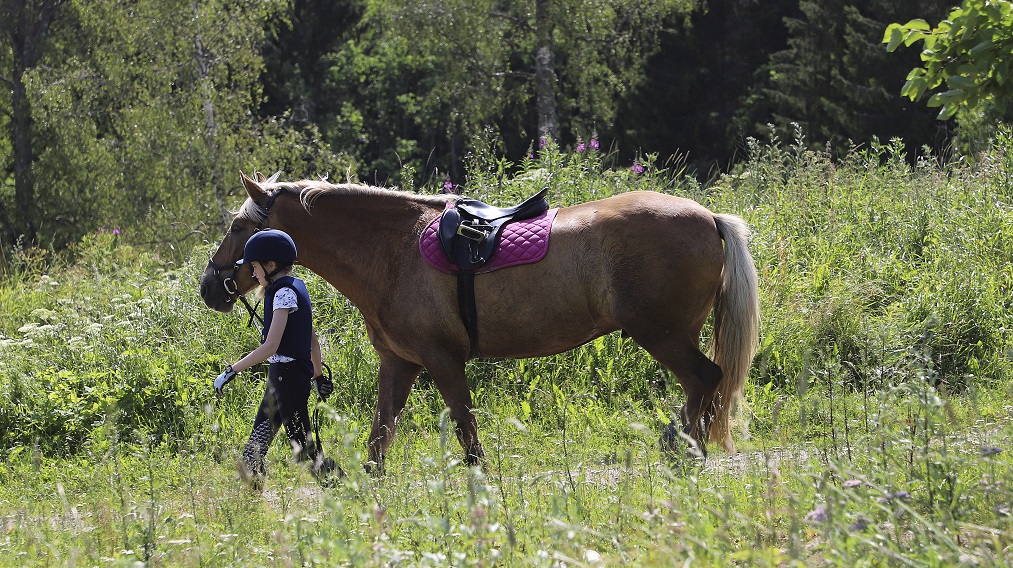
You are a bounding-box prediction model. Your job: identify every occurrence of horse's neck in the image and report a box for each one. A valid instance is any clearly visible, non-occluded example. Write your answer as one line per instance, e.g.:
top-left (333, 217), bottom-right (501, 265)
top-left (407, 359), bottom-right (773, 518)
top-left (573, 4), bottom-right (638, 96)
top-left (289, 192), bottom-right (435, 314)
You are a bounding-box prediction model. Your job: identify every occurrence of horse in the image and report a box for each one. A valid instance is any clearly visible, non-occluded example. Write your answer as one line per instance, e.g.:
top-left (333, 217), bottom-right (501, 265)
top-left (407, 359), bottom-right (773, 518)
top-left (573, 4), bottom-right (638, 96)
top-left (200, 172), bottom-right (759, 473)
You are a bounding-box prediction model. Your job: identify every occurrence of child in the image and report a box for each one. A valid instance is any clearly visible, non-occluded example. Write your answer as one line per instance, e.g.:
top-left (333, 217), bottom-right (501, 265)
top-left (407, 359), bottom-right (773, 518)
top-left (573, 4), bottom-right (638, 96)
top-left (213, 229), bottom-right (335, 486)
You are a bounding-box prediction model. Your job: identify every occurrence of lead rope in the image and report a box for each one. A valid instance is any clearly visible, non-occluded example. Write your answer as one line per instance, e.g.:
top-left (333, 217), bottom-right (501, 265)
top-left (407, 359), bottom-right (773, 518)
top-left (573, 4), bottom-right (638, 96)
top-left (238, 295), bottom-right (264, 328)
top-left (314, 362), bottom-right (332, 455)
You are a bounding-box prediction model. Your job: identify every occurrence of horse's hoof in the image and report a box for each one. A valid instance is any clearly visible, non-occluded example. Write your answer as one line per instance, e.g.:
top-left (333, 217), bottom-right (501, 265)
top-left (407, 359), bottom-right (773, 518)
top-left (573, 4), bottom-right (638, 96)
top-left (660, 421), bottom-right (681, 451)
top-left (313, 457), bottom-right (345, 487)
top-left (659, 421), bottom-right (707, 460)
top-left (463, 449), bottom-right (486, 468)
top-left (364, 459), bottom-right (385, 477)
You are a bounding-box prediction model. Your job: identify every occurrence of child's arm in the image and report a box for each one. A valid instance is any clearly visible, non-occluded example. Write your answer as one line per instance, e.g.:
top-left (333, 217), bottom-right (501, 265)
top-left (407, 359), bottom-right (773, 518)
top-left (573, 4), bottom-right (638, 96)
top-left (311, 330), bottom-right (322, 378)
top-left (232, 308), bottom-right (290, 373)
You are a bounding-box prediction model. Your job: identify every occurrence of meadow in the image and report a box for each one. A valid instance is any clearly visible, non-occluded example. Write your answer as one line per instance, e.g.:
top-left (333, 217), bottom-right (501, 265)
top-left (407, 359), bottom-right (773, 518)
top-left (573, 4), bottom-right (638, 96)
top-left (1, 131), bottom-right (1012, 566)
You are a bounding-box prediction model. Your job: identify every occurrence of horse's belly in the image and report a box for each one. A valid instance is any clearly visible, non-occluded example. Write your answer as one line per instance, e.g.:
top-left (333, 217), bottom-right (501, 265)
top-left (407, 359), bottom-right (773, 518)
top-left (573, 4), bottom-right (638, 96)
top-left (476, 308), bottom-right (616, 358)
top-left (472, 256), bottom-right (617, 358)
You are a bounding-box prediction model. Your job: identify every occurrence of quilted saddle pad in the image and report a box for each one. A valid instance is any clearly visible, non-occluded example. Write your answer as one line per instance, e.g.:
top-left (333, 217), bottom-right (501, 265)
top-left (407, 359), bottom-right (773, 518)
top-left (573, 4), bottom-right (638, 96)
top-left (419, 207), bottom-right (559, 274)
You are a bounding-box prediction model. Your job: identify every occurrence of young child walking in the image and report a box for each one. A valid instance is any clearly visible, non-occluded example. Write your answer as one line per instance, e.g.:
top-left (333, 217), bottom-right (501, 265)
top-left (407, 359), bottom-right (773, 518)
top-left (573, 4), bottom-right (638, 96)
top-left (213, 229), bottom-right (335, 486)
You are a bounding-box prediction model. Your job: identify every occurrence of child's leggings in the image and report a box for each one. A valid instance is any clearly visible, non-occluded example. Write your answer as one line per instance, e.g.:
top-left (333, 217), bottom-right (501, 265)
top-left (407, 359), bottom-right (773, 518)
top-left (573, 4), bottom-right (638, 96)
top-left (241, 361), bottom-right (318, 476)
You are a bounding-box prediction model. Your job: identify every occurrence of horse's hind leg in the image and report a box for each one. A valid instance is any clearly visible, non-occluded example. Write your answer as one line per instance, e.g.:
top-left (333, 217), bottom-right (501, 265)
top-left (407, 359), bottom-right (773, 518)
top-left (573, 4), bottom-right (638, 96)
top-left (630, 334), bottom-right (722, 456)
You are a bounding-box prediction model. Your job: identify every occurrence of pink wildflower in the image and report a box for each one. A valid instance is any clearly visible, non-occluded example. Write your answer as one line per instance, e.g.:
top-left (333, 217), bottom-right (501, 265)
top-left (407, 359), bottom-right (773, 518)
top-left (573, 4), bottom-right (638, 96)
top-left (804, 505), bottom-right (828, 523)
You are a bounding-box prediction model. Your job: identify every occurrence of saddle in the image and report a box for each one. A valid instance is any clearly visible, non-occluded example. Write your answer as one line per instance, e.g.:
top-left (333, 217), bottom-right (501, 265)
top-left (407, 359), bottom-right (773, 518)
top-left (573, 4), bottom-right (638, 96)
top-left (434, 188), bottom-right (550, 358)
top-left (437, 187), bottom-right (549, 271)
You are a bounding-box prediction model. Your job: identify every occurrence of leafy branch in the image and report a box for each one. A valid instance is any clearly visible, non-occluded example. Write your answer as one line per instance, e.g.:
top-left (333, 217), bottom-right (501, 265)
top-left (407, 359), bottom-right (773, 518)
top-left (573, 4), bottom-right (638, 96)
top-left (883, 0), bottom-right (1013, 120)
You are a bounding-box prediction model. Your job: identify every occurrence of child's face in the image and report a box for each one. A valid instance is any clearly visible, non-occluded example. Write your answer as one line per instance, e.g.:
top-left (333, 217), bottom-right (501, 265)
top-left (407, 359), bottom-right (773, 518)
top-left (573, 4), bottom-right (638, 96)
top-left (250, 261), bottom-right (277, 286)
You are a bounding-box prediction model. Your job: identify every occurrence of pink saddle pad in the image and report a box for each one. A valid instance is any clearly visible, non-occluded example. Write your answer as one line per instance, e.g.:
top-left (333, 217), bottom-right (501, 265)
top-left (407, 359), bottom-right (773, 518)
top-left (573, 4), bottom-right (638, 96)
top-left (419, 207), bottom-right (559, 274)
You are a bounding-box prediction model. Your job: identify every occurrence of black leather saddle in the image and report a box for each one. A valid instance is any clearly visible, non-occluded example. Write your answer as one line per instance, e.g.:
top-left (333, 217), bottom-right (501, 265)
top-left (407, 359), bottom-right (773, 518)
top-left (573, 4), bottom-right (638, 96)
top-left (437, 187), bottom-right (549, 271)
top-left (434, 187), bottom-right (550, 359)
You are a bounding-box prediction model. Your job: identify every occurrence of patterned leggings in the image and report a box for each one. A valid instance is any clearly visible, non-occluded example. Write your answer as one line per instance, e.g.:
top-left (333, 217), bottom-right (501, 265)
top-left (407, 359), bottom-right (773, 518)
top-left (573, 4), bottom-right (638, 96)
top-left (241, 361), bottom-right (318, 477)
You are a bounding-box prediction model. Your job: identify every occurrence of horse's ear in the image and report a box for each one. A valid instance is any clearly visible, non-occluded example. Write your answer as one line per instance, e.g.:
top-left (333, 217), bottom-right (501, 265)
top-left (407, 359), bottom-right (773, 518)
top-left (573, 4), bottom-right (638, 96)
top-left (240, 171), bottom-right (269, 203)
top-left (255, 172), bottom-right (268, 182)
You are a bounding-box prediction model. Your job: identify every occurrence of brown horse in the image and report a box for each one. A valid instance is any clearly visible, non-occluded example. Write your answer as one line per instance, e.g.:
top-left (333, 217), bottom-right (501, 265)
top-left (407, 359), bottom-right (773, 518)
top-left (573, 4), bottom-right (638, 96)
top-left (200, 172), bottom-right (759, 473)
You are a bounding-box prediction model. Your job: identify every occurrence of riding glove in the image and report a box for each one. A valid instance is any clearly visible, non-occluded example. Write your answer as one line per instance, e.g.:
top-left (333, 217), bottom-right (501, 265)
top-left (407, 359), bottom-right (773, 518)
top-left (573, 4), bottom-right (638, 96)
top-left (313, 374), bottom-right (334, 400)
top-left (214, 366), bottom-right (238, 395)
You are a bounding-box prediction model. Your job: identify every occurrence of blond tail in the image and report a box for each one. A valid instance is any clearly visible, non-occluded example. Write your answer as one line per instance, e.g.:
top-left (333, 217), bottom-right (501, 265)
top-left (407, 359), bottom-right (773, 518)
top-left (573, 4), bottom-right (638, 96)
top-left (709, 214), bottom-right (760, 452)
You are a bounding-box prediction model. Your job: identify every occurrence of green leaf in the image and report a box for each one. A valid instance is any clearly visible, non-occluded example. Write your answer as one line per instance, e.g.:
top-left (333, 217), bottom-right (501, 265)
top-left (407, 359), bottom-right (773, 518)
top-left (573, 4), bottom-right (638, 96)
top-left (926, 91), bottom-right (949, 108)
top-left (904, 30), bottom-right (929, 47)
top-left (901, 76), bottom-right (928, 101)
top-left (904, 18), bottom-right (932, 32)
top-left (969, 39), bottom-right (993, 57)
top-left (884, 24), bottom-right (905, 51)
top-left (946, 75), bottom-right (976, 90)
top-left (937, 104), bottom-right (959, 120)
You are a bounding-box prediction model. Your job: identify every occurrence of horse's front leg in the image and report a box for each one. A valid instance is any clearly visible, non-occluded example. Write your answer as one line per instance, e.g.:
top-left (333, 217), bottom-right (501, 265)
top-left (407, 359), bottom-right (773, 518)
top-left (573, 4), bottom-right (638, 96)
top-left (366, 352), bottom-right (422, 475)
top-left (425, 355), bottom-right (485, 466)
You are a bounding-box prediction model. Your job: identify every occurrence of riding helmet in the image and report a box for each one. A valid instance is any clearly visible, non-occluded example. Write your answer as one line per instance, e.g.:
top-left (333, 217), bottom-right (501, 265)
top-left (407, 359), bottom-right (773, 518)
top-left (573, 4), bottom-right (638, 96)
top-left (237, 229), bottom-right (297, 266)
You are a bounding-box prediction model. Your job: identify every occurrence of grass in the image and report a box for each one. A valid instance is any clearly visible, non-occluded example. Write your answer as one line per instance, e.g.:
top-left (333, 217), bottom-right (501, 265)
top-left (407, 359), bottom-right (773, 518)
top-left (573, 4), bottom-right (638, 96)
top-left (1, 131), bottom-right (1012, 565)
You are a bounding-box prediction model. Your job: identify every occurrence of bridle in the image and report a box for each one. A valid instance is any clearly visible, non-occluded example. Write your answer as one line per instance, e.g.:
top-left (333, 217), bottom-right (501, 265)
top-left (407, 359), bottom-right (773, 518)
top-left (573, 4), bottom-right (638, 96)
top-left (206, 258), bottom-right (264, 327)
top-left (205, 189), bottom-right (282, 326)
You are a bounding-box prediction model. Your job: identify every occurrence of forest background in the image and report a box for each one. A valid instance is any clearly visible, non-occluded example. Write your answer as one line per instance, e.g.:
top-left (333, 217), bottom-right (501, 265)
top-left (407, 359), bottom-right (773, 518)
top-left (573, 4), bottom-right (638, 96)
top-left (2, 0), bottom-right (999, 257)
top-left (4, 1), bottom-right (1013, 564)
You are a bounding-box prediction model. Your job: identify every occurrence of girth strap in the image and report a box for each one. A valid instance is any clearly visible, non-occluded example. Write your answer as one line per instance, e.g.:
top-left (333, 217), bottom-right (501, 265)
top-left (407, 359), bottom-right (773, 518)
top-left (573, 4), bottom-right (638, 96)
top-left (456, 272), bottom-right (479, 358)
top-left (436, 187), bottom-right (551, 359)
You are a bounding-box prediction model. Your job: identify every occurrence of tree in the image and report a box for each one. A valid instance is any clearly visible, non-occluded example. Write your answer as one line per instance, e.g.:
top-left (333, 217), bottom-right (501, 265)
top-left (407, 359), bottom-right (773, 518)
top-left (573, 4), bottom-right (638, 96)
top-left (0, 0), bottom-right (65, 246)
top-left (323, 0), bottom-right (695, 183)
top-left (745, 0), bottom-right (952, 157)
top-left (613, 0), bottom-right (799, 174)
top-left (5, 0), bottom-right (350, 253)
top-left (260, 0), bottom-right (364, 126)
top-left (885, 0), bottom-right (1013, 120)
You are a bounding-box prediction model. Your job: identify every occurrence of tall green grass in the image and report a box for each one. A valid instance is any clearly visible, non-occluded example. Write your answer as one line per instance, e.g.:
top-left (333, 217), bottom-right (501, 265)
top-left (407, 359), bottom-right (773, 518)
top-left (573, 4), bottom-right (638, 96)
top-left (1, 132), bottom-right (1011, 565)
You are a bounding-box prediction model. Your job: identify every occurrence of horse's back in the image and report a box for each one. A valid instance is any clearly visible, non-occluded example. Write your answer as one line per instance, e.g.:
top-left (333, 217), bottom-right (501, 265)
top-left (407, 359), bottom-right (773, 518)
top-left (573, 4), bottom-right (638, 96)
top-left (473, 191), bottom-right (725, 357)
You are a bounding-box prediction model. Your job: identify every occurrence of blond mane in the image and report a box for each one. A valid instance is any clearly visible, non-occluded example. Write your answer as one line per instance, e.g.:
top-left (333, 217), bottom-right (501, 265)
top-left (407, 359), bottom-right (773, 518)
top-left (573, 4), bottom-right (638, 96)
top-left (236, 175), bottom-right (451, 223)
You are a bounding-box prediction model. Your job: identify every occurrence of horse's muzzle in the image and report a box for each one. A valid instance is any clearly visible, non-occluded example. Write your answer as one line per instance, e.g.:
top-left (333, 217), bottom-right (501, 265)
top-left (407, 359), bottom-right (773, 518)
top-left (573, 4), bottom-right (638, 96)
top-left (199, 270), bottom-right (237, 313)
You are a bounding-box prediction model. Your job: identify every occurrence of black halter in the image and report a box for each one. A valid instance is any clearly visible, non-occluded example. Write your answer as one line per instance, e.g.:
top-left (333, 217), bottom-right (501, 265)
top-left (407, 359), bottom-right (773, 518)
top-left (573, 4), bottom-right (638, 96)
top-left (206, 189), bottom-right (282, 326)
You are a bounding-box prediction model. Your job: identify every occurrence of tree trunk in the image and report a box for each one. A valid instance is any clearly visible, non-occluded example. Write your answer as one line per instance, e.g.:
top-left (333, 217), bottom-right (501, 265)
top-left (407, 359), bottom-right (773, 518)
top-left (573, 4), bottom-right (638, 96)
top-left (534, 0), bottom-right (558, 141)
top-left (2, 0), bottom-right (63, 246)
top-left (10, 54), bottom-right (37, 244)
top-left (192, 0), bottom-right (228, 225)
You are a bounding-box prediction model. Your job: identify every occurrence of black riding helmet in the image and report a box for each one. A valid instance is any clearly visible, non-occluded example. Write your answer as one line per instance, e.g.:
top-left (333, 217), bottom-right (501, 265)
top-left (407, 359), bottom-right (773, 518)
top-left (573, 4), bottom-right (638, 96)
top-left (237, 229), bottom-right (297, 269)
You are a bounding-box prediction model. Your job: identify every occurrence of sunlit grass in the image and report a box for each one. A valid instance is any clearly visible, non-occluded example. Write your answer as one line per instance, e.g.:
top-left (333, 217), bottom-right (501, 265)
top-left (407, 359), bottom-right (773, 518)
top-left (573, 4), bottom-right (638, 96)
top-left (2, 131), bottom-right (1013, 565)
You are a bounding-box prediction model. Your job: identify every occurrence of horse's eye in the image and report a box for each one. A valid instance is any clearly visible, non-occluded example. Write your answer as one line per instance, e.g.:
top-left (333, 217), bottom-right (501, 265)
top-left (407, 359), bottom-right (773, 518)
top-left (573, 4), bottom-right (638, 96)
top-left (230, 223), bottom-right (244, 234)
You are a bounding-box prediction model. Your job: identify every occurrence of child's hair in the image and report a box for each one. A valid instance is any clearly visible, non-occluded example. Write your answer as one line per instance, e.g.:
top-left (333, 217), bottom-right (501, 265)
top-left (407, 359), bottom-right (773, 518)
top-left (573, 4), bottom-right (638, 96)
top-left (254, 262), bottom-right (295, 300)
top-left (267, 261), bottom-right (294, 278)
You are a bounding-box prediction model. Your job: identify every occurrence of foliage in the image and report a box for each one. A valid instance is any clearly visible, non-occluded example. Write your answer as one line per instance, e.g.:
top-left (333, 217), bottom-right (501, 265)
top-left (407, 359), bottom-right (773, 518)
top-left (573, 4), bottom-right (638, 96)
top-left (2, 0), bottom-right (352, 257)
top-left (321, 0), bottom-right (694, 184)
top-left (724, 125), bottom-right (1013, 396)
top-left (885, 0), bottom-right (1013, 120)
top-left (1, 133), bottom-right (1012, 564)
top-left (748, 0), bottom-right (954, 157)
top-left (0, 0), bottom-right (987, 260)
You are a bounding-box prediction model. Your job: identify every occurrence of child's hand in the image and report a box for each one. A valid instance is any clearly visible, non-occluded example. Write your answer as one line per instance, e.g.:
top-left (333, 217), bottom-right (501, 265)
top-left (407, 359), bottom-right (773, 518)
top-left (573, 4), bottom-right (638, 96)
top-left (214, 366), bottom-right (238, 395)
top-left (313, 374), bottom-right (334, 400)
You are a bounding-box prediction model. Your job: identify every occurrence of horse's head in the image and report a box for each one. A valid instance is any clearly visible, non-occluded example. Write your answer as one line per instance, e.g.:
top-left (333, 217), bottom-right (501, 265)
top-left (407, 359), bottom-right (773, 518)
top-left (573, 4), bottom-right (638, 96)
top-left (199, 172), bottom-right (279, 312)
